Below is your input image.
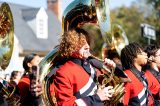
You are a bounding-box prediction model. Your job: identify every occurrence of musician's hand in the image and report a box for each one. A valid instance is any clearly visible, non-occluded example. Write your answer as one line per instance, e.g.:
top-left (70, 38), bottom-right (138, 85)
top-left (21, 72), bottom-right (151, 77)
top-left (30, 80), bottom-right (43, 97)
top-left (104, 58), bottom-right (116, 69)
top-left (96, 86), bottom-right (115, 101)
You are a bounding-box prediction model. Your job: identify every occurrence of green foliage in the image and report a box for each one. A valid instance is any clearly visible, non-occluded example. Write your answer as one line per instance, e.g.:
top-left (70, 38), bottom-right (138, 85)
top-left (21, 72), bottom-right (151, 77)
top-left (81, 0), bottom-right (160, 58)
top-left (145, 0), bottom-right (160, 45)
top-left (111, 6), bottom-right (146, 44)
top-left (146, 0), bottom-right (160, 9)
top-left (111, 1), bottom-right (160, 45)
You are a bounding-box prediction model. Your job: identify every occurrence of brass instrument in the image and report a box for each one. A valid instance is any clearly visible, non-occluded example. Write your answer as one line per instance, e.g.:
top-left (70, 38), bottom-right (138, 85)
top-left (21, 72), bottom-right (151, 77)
top-left (0, 2), bottom-right (21, 106)
top-left (99, 23), bottom-right (129, 106)
top-left (40, 0), bottom-right (130, 106)
top-left (0, 78), bottom-right (21, 106)
top-left (89, 53), bottom-right (130, 106)
top-left (0, 2), bottom-right (14, 70)
top-left (39, 47), bottom-right (59, 106)
top-left (101, 24), bottom-right (129, 59)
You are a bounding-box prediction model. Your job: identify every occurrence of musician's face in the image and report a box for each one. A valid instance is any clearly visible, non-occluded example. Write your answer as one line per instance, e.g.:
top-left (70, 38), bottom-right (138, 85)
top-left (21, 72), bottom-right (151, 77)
top-left (78, 43), bottom-right (90, 59)
top-left (154, 49), bottom-right (160, 69)
top-left (30, 55), bottom-right (41, 66)
top-left (28, 55), bottom-right (41, 71)
top-left (16, 72), bottom-right (22, 82)
top-left (135, 50), bottom-right (148, 66)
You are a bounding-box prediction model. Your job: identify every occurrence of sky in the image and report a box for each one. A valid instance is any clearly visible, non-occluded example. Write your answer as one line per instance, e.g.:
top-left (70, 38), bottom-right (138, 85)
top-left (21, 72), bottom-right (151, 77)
top-left (62, 0), bottom-right (137, 12)
top-left (1, 0), bottom-right (137, 12)
top-left (0, 0), bottom-right (47, 8)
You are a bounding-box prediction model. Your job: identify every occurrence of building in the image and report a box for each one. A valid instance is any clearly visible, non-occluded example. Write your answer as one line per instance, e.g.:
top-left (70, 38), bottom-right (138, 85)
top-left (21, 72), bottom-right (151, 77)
top-left (0, 2), bottom-right (61, 73)
top-left (47, 0), bottom-right (62, 21)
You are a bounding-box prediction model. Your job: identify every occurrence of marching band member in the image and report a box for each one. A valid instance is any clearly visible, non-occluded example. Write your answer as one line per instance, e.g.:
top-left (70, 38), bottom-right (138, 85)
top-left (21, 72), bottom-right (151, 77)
top-left (121, 42), bottom-right (154, 106)
top-left (144, 44), bottom-right (160, 105)
top-left (53, 28), bottom-right (115, 106)
top-left (18, 53), bottom-right (42, 106)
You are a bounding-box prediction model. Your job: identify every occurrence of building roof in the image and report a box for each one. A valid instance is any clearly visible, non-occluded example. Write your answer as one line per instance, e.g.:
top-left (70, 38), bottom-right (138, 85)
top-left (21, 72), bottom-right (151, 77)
top-left (0, 2), bottom-right (61, 56)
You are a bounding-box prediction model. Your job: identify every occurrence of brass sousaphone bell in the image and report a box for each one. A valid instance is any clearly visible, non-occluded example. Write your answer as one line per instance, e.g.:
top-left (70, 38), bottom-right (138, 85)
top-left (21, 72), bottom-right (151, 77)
top-left (0, 2), bottom-right (14, 71)
top-left (0, 2), bottom-right (21, 106)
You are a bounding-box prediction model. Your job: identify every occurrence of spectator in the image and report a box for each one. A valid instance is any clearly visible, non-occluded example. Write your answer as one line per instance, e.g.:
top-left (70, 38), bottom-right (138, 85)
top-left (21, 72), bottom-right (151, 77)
top-left (18, 53), bottom-right (42, 106)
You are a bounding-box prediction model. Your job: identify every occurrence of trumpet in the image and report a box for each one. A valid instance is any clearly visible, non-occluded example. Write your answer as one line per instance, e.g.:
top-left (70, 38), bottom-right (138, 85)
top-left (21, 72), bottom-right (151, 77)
top-left (88, 53), bottom-right (112, 74)
top-left (88, 53), bottom-right (129, 105)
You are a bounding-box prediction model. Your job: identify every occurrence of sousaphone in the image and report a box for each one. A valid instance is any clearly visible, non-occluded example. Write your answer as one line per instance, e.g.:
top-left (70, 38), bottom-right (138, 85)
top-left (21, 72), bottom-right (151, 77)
top-left (39, 0), bottom-right (130, 106)
top-left (0, 2), bottom-right (21, 106)
top-left (0, 2), bottom-right (14, 71)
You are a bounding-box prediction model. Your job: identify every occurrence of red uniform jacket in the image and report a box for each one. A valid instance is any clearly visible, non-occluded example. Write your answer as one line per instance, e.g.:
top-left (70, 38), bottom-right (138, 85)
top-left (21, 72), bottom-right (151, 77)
top-left (18, 75), bottom-right (41, 106)
top-left (145, 70), bottom-right (160, 103)
top-left (53, 59), bottom-right (103, 106)
top-left (123, 69), bottom-right (154, 106)
top-left (18, 75), bottom-right (30, 104)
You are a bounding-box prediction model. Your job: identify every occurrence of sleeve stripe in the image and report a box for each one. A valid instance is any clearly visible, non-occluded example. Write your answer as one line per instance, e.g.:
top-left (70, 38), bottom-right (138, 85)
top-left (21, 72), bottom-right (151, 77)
top-left (75, 99), bottom-right (87, 106)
